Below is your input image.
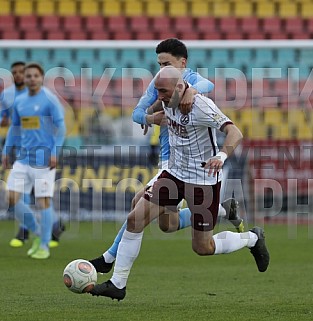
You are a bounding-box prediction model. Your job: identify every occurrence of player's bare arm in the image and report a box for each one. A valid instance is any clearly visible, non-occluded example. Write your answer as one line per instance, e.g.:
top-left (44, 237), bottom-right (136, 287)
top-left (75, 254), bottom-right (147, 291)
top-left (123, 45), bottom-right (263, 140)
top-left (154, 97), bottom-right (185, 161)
top-left (204, 124), bottom-right (243, 176)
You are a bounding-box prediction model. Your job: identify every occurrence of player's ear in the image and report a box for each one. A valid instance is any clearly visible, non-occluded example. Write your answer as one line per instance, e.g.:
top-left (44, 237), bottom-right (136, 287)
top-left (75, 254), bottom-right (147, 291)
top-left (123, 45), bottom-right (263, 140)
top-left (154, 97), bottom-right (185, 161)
top-left (176, 83), bottom-right (184, 92)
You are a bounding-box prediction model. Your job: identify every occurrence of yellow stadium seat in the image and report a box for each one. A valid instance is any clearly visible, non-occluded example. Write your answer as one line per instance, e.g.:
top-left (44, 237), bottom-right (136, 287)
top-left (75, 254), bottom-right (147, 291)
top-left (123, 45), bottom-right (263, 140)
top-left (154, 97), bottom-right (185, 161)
top-left (101, 0), bottom-right (122, 16)
top-left (0, 0), bottom-right (11, 15)
top-left (190, 1), bottom-right (209, 17)
top-left (80, 0), bottom-right (99, 16)
top-left (168, 0), bottom-right (188, 17)
top-left (36, 0), bottom-right (55, 15)
top-left (14, 0), bottom-right (34, 15)
top-left (300, 2), bottom-right (313, 18)
top-left (212, 2), bottom-right (231, 17)
top-left (256, 1), bottom-right (275, 18)
top-left (234, 1), bottom-right (254, 17)
top-left (124, 0), bottom-right (143, 16)
top-left (57, 0), bottom-right (77, 16)
top-left (146, 0), bottom-right (165, 16)
top-left (279, 2), bottom-right (298, 17)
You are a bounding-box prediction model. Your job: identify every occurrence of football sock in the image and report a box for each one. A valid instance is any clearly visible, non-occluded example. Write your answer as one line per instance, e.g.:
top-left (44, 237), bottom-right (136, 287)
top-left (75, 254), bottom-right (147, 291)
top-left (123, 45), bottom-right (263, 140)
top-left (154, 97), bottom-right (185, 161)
top-left (14, 199), bottom-right (38, 234)
top-left (178, 208), bottom-right (192, 230)
top-left (107, 220), bottom-right (127, 259)
top-left (111, 230), bottom-right (143, 289)
top-left (217, 204), bottom-right (227, 218)
top-left (40, 206), bottom-right (53, 248)
top-left (213, 231), bottom-right (258, 254)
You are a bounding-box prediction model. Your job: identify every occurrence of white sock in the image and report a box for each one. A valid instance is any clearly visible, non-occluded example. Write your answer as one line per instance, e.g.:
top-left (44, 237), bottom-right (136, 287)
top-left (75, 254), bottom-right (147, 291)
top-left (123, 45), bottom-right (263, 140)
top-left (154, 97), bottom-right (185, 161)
top-left (218, 204), bottom-right (226, 218)
top-left (213, 231), bottom-right (258, 254)
top-left (110, 230), bottom-right (143, 289)
top-left (103, 251), bottom-right (115, 264)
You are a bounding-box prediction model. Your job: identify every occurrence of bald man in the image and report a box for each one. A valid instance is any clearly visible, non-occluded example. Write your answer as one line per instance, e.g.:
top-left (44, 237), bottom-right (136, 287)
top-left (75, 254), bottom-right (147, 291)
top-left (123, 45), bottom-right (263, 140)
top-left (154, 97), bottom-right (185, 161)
top-left (90, 66), bottom-right (270, 301)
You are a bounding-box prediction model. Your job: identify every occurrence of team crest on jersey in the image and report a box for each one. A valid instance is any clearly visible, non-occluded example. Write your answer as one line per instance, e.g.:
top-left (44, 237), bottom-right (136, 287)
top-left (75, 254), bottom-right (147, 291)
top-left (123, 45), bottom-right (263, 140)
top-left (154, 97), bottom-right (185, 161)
top-left (180, 114), bottom-right (189, 125)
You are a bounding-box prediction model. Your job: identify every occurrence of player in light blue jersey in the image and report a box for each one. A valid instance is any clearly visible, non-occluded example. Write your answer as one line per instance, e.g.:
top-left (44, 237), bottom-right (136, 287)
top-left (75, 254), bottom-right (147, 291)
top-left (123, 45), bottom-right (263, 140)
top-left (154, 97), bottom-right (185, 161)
top-left (90, 39), bottom-right (243, 274)
top-left (2, 63), bottom-right (66, 259)
top-left (0, 61), bottom-right (65, 248)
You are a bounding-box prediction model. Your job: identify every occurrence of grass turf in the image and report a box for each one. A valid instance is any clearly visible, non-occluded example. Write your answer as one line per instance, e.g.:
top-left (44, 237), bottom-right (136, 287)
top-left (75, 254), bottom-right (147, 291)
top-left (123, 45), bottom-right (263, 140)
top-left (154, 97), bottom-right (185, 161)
top-left (0, 220), bottom-right (313, 321)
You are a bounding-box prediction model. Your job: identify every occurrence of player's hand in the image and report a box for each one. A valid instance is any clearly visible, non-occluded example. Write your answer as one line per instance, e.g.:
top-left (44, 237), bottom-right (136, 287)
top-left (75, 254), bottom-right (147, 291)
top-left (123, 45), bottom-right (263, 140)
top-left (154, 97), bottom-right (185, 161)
top-left (49, 156), bottom-right (57, 169)
top-left (179, 87), bottom-right (194, 115)
top-left (141, 124), bottom-right (149, 135)
top-left (153, 111), bottom-right (166, 126)
top-left (202, 152), bottom-right (227, 177)
top-left (1, 155), bottom-right (10, 169)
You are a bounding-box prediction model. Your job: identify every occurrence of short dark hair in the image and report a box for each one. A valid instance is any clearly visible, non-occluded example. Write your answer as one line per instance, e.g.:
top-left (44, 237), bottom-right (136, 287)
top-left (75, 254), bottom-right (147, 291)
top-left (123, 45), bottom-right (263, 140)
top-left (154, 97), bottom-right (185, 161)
top-left (156, 38), bottom-right (188, 59)
top-left (25, 62), bottom-right (45, 75)
top-left (11, 61), bottom-right (26, 69)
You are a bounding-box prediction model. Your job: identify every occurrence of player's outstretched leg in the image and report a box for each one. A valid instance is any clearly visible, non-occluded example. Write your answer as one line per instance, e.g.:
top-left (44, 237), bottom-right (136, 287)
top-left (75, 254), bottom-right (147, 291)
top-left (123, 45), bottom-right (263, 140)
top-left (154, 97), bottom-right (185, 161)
top-left (89, 280), bottom-right (126, 301)
top-left (249, 227), bottom-right (270, 272)
top-left (222, 197), bottom-right (245, 232)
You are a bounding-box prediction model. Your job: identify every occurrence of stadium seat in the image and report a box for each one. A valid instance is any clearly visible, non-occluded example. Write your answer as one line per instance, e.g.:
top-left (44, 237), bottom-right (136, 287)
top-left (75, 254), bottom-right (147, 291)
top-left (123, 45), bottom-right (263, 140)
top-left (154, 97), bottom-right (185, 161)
top-left (30, 48), bottom-right (51, 64)
top-left (57, 0), bottom-right (77, 15)
top-left (233, 1), bottom-right (253, 17)
top-left (256, 1), bottom-right (275, 18)
top-left (111, 31), bottom-right (132, 40)
top-left (190, 0), bottom-right (209, 17)
top-left (254, 49), bottom-right (275, 66)
top-left (67, 30), bottom-right (87, 40)
top-left (219, 17), bottom-right (239, 34)
top-left (76, 49), bottom-right (95, 66)
top-left (88, 30), bottom-right (111, 40)
top-left (46, 30), bottom-right (66, 40)
top-left (107, 16), bottom-right (128, 32)
top-left (300, 2), bottom-right (313, 18)
top-left (0, 0), bottom-right (11, 15)
top-left (157, 30), bottom-right (179, 40)
top-left (210, 49), bottom-right (230, 67)
top-left (97, 49), bottom-right (120, 69)
top-left (151, 16), bottom-right (171, 33)
top-left (101, 0), bottom-right (122, 16)
top-left (1, 30), bottom-right (21, 40)
top-left (306, 18), bottom-right (313, 34)
top-left (146, 0), bottom-right (165, 16)
top-left (201, 31), bottom-right (223, 40)
top-left (84, 16), bottom-right (104, 32)
top-left (240, 17), bottom-right (260, 34)
top-left (173, 17), bottom-right (194, 33)
top-left (7, 48), bottom-right (28, 62)
top-left (80, 0), bottom-right (99, 16)
top-left (267, 30), bottom-right (288, 40)
top-left (168, 0), bottom-right (188, 17)
top-left (63, 16), bottom-right (82, 31)
top-left (18, 15), bottom-right (38, 31)
top-left (129, 16), bottom-right (149, 32)
top-left (41, 16), bottom-right (61, 31)
top-left (0, 15), bottom-right (16, 31)
top-left (245, 31), bottom-right (265, 40)
top-left (124, 0), bottom-right (143, 16)
top-left (134, 31), bottom-right (156, 40)
top-left (23, 30), bottom-right (43, 39)
top-left (178, 31), bottom-right (200, 40)
top-left (284, 17), bottom-right (304, 35)
top-left (14, 0), bottom-right (33, 15)
top-left (232, 49), bottom-right (253, 67)
top-left (212, 2), bottom-right (231, 17)
top-left (262, 17), bottom-right (282, 34)
top-left (278, 2), bottom-right (297, 18)
top-left (36, 0), bottom-right (55, 15)
top-left (195, 17), bottom-right (217, 33)
top-left (224, 32), bottom-right (244, 40)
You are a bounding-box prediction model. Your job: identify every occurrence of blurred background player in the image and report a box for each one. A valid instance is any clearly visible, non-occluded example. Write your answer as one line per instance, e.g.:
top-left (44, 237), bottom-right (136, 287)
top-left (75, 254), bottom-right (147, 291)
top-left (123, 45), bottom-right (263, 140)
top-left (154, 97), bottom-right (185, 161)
top-left (90, 38), bottom-right (244, 273)
top-left (2, 62), bottom-right (66, 259)
top-left (0, 61), bottom-right (65, 248)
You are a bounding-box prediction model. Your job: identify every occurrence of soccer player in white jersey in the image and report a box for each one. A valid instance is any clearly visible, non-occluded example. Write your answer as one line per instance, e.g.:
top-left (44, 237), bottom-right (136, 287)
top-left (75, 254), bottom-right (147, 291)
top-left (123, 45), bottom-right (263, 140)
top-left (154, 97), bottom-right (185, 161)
top-left (90, 38), bottom-right (243, 274)
top-left (90, 66), bottom-right (270, 300)
top-left (2, 63), bottom-right (66, 259)
top-left (0, 61), bottom-right (65, 248)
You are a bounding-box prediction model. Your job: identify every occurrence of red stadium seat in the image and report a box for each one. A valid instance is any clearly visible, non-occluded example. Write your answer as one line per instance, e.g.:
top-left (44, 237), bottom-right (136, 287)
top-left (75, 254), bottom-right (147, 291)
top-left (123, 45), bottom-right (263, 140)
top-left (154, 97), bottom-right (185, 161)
top-left (67, 30), bottom-right (87, 40)
top-left (201, 31), bottom-right (222, 40)
top-left (157, 30), bottom-right (178, 40)
top-left (111, 31), bottom-right (132, 40)
top-left (151, 17), bottom-right (171, 33)
top-left (240, 17), bottom-right (260, 34)
top-left (63, 16), bottom-right (82, 31)
top-left (46, 30), bottom-right (66, 40)
top-left (1, 30), bottom-right (21, 39)
top-left (195, 17), bottom-right (217, 33)
top-left (23, 30), bottom-right (43, 39)
top-left (284, 17), bottom-right (304, 34)
top-left (267, 31), bottom-right (288, 40)
top-left (129, 16), bottom-right (149, 32)
top-left (306, 18), bottom-right (313, 33)
top-left (245, 31), bottom-right (265, 40)
top-left (41, 16), bottom-right (61, 31)
top-left (84, 16), bottom-right (104, 31)
top-left (134, 31), bottom-right (156, 40)
top-left (178, 31), bottom-right (200, 40)
top-left (262, 17), bottom-right (282, 34)
top-left (219, 17), bottom-right (239, 34)
top-left (107, 16), bottom-right (128, 32)
top-left (224, 32), bottom-right (244, 40)
top-left (89, 30), bottom-right (111, 40)
top-left (18, 15), bottom-right (38, 31)
top-left (173, 16), bottom-right (194, 33)
top-left (0, 15), bottom-right (16, 31)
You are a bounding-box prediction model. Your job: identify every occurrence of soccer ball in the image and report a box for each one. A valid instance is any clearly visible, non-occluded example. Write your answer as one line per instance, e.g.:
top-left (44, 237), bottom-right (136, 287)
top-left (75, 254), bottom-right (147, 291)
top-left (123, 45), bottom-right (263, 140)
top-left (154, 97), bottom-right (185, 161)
top-left (63, 259), bottom-right (97, 294)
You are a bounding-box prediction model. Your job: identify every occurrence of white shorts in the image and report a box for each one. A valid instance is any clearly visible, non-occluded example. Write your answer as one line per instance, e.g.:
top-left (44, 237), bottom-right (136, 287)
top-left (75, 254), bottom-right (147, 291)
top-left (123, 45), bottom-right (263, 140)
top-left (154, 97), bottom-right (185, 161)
top-left (7, 162), bottom-right (56, 198)
top-left (146, 160), bottom-right (168, 187)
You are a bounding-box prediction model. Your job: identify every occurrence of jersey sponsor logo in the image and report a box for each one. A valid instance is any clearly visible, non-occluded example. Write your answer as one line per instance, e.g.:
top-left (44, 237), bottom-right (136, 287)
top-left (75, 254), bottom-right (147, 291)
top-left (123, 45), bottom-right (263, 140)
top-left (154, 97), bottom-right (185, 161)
top-left (180, 114), bottom-right (189, 125)
top-left (167, 118), bottom-right (189, 139)
top-left (198, 222), bottom-right (210, 227)
top-left (21, 116), bottom-right (40, 129)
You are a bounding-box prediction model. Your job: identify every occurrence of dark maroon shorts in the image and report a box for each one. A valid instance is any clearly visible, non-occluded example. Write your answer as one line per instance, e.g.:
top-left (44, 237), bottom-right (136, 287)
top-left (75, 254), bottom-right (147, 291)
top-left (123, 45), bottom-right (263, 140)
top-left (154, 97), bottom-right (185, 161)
top-left (144, 170), bottom-right (221, 231)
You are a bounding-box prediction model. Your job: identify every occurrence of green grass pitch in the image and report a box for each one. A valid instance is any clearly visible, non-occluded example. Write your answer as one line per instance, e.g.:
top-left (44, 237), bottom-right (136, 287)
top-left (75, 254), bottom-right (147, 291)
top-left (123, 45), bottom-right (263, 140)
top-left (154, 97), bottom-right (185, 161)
top-left (0, 220), bottom-right (313, 321)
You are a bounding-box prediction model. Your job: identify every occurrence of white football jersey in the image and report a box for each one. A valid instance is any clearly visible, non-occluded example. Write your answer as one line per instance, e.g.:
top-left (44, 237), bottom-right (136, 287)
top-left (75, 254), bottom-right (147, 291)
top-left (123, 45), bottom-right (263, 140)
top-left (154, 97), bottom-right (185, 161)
top-left (163, 94), bottom-right (233, 185)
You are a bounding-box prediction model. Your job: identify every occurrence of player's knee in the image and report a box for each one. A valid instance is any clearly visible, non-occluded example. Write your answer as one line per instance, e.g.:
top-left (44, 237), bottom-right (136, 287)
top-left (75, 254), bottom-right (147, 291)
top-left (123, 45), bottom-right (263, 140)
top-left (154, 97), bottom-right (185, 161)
top-left (158, 221), bottom-right (171, 233)
top-left (192, 243), bottom-right (215, 256)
